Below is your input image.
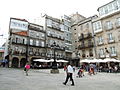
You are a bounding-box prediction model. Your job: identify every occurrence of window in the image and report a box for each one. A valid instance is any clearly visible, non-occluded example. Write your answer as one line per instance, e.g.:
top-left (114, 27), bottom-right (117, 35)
top-left (60, 24), bottom-right (64, 31)
top-left (93, 21), bottom-right (102, 32)
top-left (104, 6), bottom-right (108, 14)
top-left (16, 37), bottom-right (18, 43)
top-left (106, 21), bottom-right (113, 30)
top-left (116, 17), bottom-right (120, 26)
top-left (113, 1), bottom-right (119, 10)
top-left (117, 0), bottom-right (120, 8)
top-left (98, 36), bottom-right (103, 43)
top-left (110, 46), bottom-right (116, 54)
top-left (41, 33), bottom-right (45, 39)
top-left (80, 25), bottom-right (83, 31)
top-left (36, 33), bottom-right (39, 38)
top-left (47, 31), bottom-right (51, 36)
top-left (108, 33), bottom-right (113, 40)
top-left (23, 38), bottom-right (25, 44)
top-left (108, 3), bottom-right (114, 12)
top-left (23, 38), bottom-right (27, 44)
top-left (41, 41), bottom-right (44, 47)
top-left (86, 23), bottom-right (89, 29)
top-left (47, 19), bottom-right (52, 27)
top-left (99, 7), bottom-right (105, 16)
top-left (36, 40), bottom-right (39, 46)
top-left (30, 48), bottom-right (33, 51)
top-left (99, 48), bottom-right (104, 55)
top-left (30, 39), bottom-right (33, 45)
top-left (15, 46), bottom-right (18, 51)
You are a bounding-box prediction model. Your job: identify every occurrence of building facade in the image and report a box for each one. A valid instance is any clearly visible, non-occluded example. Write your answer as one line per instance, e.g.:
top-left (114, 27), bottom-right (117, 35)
top-left (44, 15), bottom-right (65, 60)
top-left (8, 18), bottom-right (45, 68)
top-left (93, 0), bottom-right (120, 59)
top-left (62, 15), bottom-right (72, 60)
top-left (7, 0), bottom-right (120, 68)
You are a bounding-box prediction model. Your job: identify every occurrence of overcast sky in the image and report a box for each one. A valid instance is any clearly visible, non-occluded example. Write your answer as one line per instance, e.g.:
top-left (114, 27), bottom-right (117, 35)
top-left (0, 0), bottom-right (112, 46)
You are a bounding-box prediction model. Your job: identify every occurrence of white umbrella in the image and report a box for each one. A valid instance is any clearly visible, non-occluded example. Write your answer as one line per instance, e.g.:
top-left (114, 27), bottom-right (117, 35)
top-left (80, 59), bottom-right (91, 63)
top-left (103, 58), bottom-right (119, 62)
top-left (48, 59), bottom-right (54, 62)
top-left (57, 60), bottom-right (68, 62)
top-left (33, 59), bottom-right (49, 62)
top-left (96, 59), bottom-right (107, 63)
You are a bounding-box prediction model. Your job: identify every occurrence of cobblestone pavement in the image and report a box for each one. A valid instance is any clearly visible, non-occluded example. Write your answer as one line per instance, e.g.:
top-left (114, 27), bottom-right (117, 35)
top-left (0, 67), bottom-right (120, 90)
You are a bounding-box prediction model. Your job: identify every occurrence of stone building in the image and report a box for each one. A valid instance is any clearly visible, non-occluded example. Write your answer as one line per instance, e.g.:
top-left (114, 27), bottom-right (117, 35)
top-left (62, 15), bottom-right (72, 60)
top-left (93, 0), bottom-right (120, 59)
top-left (44, 15), bottom-right (65, 60)
top-left (8, 18), bottom-right (45, 68)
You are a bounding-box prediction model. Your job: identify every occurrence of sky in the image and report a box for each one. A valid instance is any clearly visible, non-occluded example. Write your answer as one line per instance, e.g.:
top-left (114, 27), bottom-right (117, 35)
top-left (0, 0), bottom-right (112, 46)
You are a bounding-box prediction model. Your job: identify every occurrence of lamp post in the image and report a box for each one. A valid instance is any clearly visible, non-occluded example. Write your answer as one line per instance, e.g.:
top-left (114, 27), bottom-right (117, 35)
top-left (50, 42), bottom-right (59, 73)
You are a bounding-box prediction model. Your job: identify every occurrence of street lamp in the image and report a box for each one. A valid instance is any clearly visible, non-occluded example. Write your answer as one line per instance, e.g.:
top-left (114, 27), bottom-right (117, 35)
top-left (50, 42), bottom-right (59, 73)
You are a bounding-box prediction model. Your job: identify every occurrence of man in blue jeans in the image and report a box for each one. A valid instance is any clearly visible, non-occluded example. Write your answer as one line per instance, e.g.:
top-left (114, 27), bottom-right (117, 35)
top-left (63, 63), bottom-right (75, 86)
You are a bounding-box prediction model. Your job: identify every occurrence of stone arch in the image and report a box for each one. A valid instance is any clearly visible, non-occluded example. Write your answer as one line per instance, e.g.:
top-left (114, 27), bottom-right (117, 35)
top-left (20, 58), bottom-right (27, 68)
top-left (12, 57), bottom-right (19, 68)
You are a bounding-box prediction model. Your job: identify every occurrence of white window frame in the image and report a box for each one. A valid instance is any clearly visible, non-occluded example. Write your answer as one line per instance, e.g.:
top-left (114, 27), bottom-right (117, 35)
top-left (106, 21), bottom-right (113, 30)
top-left (36, 40), bottom-right (39, 46)
top-left (108, 33), bottom-right (113, 40)
top-left (110, 46), bottom-right (116, 54)
top-left (41, 41), bottom-right (44, 47)
top-left (47, 19), bottom-right (52, 27)
top-left (30, 39), bottom-right (33, 45)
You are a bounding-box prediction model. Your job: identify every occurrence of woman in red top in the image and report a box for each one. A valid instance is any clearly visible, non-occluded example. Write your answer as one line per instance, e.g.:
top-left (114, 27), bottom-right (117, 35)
top-left (25, 63), bottom-right (30, 76)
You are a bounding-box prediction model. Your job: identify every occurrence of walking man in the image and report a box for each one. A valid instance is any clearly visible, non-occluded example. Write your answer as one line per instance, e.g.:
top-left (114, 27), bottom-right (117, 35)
top-left (63, 62), bottom-right (75, 86)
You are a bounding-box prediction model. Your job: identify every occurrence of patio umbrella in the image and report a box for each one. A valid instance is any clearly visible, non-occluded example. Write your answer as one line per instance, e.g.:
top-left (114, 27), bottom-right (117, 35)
top-left (104, 58), bottom-right (120, 62)
top-left (33, 59), bottom-right (49, 62)
top-left (57, 60), bottom-right (68, 62)
top-left (80, 59), bottom-right (91, 63)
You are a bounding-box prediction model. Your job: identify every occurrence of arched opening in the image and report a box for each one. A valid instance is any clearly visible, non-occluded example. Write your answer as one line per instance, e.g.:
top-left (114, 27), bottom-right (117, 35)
top-left (20, 58), bottom-right (27, 68)
top-left (12, 57), bottom-right (19, 68)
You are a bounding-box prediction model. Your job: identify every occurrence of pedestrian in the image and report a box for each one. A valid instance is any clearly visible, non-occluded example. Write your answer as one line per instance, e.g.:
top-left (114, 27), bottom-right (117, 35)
top-left (77, 68), bottom-right (83, 78)
top-left (24, 63), bottom-right (30, 76)
top-left (63, 62), bottom-right (75, 86)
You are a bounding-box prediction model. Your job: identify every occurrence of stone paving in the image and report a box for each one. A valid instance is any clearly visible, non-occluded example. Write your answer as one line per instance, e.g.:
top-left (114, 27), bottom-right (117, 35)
top-left (0, 67), bottom-right (120, 90)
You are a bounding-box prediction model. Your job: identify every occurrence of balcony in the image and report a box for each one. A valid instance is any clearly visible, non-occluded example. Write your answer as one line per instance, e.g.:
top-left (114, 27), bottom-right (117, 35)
top-left (99, 54), bottom-right (105, 58)
top-left (47, 24), bottom-right (62, 31)
top-left (88, 42), bottom-right (94, 48)
top-left (78, 42), bottom-right (94, 49)
top-left (78, 33), bottom-right (93, 41)
top-left (104, 25), bottom-right (113, 31)
top-left (35, 52), bottom-right (40, 56)
top-left (110, 53), bottom-right (117, 57)
top-left (107, 38), bottom-right (115, 44)
top-left (78, 44), bottom-right (85, 49)
top-left (97, 41), bottom-right (104, 46)
top-left (13, 51), bottom-right (20, 55)
top-left (94, 28), bottom-right (103, 34)
top-left (48, 33), bottom-right (64, 40)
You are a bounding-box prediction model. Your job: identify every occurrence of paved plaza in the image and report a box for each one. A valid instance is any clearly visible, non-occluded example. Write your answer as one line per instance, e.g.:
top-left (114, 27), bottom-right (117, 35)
top-left (0, 67), bottom-right (120, 90)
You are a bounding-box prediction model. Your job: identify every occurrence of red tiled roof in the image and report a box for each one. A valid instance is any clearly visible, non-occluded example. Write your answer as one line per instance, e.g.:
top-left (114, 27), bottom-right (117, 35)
top-left (14, 31), bottom-right (28, 36)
